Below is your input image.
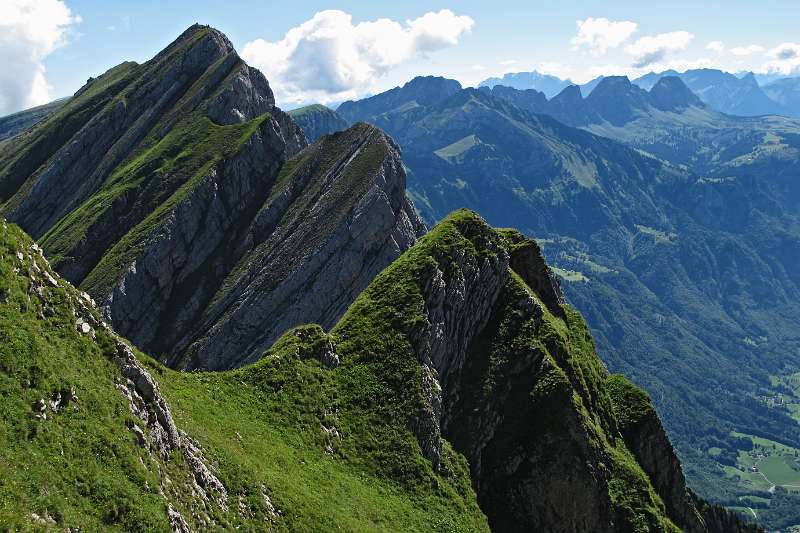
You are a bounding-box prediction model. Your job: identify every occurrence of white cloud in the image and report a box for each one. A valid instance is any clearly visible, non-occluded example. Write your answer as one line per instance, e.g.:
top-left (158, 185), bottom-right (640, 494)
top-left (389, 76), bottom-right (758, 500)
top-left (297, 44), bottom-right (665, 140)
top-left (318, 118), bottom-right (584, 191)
top-left (706, 40), bottom-right (725, 54)
top-left (471, 64), bottom-right (486, 71)
top-left (537, 61), bottom-right (574, 80)
top-left (761, 42), bottom-right (800, 75)
top-left (500, 59), bottom-right (518, 66)
top-left (730, 44), bottom-right (764, 56)
top-left (241, 9), bottom-right (474, 105)
top-left (570, 17), bottom-right (637, 56)
top-left (625, 31), bottom-right (694, 68)
top-left (0, 0), bottom-right (79, 115)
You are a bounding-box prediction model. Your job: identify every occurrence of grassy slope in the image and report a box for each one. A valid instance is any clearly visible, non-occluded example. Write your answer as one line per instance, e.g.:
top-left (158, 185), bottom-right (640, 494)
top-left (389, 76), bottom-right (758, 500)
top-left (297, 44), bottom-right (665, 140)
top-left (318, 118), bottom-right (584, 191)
top-left (1, 209), bottom-right (698, 531)
top-left (0, 221), bottom-right (173, 530)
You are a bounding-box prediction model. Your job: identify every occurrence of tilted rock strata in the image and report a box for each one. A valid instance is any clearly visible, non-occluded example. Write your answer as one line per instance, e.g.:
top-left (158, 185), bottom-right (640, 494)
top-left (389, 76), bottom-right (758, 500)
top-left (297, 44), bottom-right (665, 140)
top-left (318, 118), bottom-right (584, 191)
top-left (0, 24), bottom-right (422, 371)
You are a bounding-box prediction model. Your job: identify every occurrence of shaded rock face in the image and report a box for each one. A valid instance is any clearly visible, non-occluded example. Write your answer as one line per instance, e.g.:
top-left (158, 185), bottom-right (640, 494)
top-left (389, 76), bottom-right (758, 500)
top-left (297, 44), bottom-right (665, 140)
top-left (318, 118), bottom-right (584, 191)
top-left (167, 124), bottom-right (425, 370)
top-left (288, 104), bottom-right (348, 142)
top-left (0, 25), bottom-right (422, 371)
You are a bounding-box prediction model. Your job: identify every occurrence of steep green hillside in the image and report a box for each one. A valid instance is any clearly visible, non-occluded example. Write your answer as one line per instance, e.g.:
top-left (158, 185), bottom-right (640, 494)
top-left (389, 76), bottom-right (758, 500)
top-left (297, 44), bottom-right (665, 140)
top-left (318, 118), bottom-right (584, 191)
top-left (0, 213), bottom-right (754, 531)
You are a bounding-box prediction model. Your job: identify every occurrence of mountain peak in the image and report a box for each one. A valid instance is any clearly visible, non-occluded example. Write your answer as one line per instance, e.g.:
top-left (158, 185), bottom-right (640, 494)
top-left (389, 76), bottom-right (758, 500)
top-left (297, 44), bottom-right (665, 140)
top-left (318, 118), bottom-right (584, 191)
top-left (591, 75), bottom-right (634, 93)
top-left (585, 76), bottom-right (651, 125)
top-left (552, 84), bottom-right (583, 103)
top-left (649, 76), bottom-right (704, 111)
top-left (401, 76), bottom-right (463, 104)
top-left (161, 23), bottom-right (235, 61)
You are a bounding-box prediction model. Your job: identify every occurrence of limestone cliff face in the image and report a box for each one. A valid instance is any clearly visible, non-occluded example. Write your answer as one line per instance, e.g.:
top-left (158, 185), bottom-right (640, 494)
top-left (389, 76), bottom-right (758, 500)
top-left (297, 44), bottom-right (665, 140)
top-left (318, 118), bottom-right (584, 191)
top-left (164, 124), bottom-right (425, 370)
top-left (0, 25), bottom-right (422, 371)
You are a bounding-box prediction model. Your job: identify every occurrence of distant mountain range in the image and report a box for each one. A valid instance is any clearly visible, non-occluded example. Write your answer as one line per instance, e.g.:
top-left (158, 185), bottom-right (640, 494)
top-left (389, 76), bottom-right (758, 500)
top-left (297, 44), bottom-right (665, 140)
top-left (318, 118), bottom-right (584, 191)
top-left (482, 75), bottom-right (800, 176)
top-left (0, 98), bottom-right (67, 141)
top-left (480, 68), bottom-right (800, 118)
top-left (477, 70), bottom-right (572, 97)
top-left (633, 69), bottom-right (791, 117)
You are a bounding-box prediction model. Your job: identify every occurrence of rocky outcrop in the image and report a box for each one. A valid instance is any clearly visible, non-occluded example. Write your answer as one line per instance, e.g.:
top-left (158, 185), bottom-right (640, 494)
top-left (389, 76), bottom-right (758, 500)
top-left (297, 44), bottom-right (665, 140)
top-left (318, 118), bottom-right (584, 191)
top-left (0, 24), bottom-right (422, 372)
top-left (288, 104), bottom-right (348, 142)
top-left (352, 210), bottom-right (755, 532)
top-left (170, 124), bottom-right (424, 370)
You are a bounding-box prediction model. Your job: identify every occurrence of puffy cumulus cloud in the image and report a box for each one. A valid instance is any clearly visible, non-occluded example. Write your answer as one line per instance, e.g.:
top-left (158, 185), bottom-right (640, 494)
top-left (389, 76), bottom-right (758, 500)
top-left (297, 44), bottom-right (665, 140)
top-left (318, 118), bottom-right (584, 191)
top-left (762, 42), bottom-right (800, 75)
top-left (731, 44), bottom-right (765, 57)
top-left (706, 40), bottom-right (725, 54)
top-left (0, 0), bottom-right (79, 115)
top-left (241, 9), bottom-right (474, 105)
top-left (570, 17), bottom-right (637, 56)
top-left (625, 31), bottom-right (694, 68)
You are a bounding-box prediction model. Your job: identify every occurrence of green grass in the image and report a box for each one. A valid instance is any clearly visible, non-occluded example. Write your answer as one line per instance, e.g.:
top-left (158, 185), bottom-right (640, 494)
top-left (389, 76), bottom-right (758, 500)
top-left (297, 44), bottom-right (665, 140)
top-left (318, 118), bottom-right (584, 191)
top-left (434, 134), bottom-right (479, 161)
top-left (288, 104), bottom-right (332, 118)
top-left (552, 266), bottom-right (589, 282)
top-left (151, 348), bottom-right (487, 531)
top-left (760, 456), bottom-right (800, 486)
top-left (0, 222), bottom-right (173, 531)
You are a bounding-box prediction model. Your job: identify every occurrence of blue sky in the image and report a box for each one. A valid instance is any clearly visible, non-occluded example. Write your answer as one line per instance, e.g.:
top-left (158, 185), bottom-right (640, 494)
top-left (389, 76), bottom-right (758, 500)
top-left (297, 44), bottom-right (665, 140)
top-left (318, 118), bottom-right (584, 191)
top-left (2, 0), bottom-right (800, 114)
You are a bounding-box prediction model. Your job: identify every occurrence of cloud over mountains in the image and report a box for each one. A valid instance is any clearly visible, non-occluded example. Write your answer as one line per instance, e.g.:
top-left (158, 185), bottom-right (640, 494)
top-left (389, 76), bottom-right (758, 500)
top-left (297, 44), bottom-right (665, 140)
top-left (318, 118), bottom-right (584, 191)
top-left (242, 9), bottom-right (474, 105)
top-left (0, 0), bottom-right (79, 115)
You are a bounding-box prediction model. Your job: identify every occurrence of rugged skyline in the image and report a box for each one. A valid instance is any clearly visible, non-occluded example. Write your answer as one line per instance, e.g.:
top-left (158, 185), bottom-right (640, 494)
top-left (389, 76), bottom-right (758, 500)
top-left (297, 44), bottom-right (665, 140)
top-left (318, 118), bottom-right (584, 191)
top-left (3, 1), bottom-right (800, 114)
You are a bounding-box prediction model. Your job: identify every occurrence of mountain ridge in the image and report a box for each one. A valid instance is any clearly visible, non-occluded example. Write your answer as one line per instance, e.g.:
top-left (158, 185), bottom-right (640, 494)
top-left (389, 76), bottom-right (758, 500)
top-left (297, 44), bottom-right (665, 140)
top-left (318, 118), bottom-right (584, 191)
top-left (0, 24), bottom-right (423, 371)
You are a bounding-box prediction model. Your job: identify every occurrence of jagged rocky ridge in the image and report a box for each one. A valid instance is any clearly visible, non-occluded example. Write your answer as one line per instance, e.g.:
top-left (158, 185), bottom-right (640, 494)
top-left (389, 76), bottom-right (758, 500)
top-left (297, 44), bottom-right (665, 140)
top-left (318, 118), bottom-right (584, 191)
top-left (0, 24), bottom-right (423, 370)
top-left (379, 211), bottom-right (754, 532)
